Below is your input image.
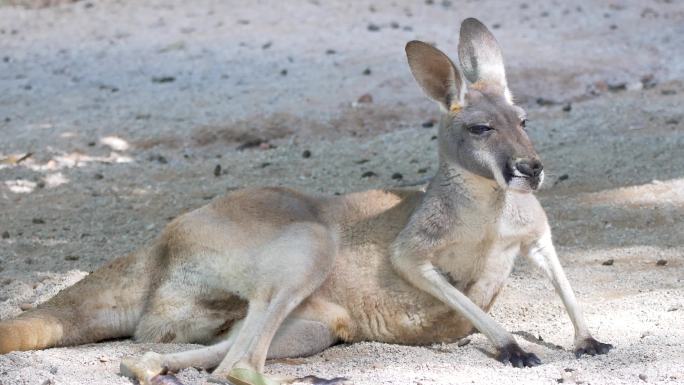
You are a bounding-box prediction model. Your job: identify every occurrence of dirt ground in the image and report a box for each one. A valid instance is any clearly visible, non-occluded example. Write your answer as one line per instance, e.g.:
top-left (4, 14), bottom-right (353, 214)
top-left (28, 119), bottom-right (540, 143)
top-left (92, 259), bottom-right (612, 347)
top-left (0, 0), bottom-right (683, 384)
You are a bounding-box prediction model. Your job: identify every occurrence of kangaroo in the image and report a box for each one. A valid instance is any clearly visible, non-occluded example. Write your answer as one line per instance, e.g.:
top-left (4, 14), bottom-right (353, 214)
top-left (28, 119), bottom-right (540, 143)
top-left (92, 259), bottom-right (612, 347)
top-left (0, 18), bottom-right (612, 385)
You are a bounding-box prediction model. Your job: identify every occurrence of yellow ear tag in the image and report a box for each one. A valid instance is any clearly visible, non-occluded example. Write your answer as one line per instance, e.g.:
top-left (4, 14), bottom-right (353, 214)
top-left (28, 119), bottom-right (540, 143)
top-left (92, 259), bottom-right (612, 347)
top-left (449, 103), bottom-right (462, 114)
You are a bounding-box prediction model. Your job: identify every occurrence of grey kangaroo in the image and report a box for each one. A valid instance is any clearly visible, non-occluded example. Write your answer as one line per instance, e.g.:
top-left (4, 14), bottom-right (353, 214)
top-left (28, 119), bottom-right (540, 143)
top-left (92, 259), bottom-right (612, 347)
top-left (0, 18), bottom-right (612, 385)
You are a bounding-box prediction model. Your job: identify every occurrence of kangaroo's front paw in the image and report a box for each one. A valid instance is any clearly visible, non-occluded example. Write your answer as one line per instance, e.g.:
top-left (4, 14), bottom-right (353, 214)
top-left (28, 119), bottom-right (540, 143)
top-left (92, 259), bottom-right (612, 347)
top-left (574, 337), bottom-right (613, 358)
top-left (496, 344), bottom-right (542, 368)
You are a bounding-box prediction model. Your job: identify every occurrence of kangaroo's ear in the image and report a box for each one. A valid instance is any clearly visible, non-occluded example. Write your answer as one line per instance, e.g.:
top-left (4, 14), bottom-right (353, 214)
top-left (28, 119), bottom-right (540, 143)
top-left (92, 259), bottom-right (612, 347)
top-left (458, 18), bottom-right (508, 91)
top-left (406, 40), bottom-right (465, 112)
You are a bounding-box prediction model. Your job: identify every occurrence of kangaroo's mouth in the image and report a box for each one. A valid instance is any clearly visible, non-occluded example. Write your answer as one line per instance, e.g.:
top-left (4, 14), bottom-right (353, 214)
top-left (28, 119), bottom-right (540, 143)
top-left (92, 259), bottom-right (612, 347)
top-left (503, 166), bottom-right (543, 192)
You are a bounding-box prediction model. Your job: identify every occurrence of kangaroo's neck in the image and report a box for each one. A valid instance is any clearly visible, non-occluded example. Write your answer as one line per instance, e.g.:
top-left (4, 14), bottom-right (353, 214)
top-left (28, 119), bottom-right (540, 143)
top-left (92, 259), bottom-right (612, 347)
top-left (423, 161), bottom-right (504, 214)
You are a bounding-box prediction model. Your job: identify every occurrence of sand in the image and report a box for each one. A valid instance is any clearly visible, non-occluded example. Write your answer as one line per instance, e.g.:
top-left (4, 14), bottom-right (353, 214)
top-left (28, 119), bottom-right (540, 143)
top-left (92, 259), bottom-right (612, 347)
top-left (0, 0), bottom-right (682, 384)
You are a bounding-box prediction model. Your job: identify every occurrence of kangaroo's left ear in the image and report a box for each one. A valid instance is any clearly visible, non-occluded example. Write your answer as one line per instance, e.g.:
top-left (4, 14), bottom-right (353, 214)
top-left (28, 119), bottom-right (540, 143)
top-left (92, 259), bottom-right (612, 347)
top-left (458, 18), bottom-right (510, 98)
top-left (405, 40), bottom-right (465, 112)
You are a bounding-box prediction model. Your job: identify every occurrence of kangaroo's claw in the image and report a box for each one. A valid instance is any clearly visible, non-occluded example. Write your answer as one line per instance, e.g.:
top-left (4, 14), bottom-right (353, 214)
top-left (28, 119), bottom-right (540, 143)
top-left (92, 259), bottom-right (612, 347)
top-left (574, 337), bottom-right (613, 358)
top-left (496, 343), bottom-right (542, 368)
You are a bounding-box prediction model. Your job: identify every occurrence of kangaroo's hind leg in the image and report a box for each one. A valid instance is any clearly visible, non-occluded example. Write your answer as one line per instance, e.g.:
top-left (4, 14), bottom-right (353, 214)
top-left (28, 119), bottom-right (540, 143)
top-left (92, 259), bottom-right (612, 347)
top-left (209, 223), bottom-right (338, 384)
top-left (121, 318), bottom-right (339, 384)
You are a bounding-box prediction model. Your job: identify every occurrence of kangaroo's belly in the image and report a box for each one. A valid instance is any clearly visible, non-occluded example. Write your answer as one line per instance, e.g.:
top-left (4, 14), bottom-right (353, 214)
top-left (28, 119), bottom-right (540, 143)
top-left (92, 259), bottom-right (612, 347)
top-left (309, 242), bottom-right (520, 345)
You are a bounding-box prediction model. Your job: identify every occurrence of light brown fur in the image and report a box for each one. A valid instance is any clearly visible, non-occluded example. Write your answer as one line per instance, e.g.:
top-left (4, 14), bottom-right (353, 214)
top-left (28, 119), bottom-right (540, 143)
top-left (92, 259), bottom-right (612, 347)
top-left (0, 18), bottom-right (612, 385)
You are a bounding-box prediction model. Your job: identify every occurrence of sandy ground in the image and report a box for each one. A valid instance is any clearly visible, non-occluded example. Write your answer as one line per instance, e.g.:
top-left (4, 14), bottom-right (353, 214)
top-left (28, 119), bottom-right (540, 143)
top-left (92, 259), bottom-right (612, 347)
top-left (0, 0), bottom-right (683, 384)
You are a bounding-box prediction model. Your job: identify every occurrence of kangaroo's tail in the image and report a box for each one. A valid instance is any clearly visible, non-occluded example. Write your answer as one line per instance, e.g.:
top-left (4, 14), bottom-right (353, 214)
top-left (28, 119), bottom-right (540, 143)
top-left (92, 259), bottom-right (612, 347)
top-left (0, 242), bottom-right (164, 354)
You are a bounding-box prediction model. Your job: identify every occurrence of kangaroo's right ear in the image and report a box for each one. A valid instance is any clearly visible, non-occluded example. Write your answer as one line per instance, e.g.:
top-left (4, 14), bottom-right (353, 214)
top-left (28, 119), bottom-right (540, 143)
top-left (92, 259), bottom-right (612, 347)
top-left (405, 40), bottom-right (465, 112)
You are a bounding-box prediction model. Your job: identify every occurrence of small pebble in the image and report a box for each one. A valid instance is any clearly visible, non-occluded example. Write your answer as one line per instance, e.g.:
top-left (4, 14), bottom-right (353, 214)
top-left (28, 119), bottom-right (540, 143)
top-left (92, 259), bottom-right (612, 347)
top-left (32, 218), bottom-right (45, 224)
top-left (357, 93), bottom-right (373, 104)
top-left (391, 173), bottom-right (403, 180)
top-left (302, 150), bottom-right (312, 158)
top-left (64, 255), bottom-right (80, 261)
top-left (602, 259), bottom-right (614, 266)
top-left (422, 119), bottom-right (436, 128)
top-left (19, 303), bottom-right (32, 311)
top-left (362, 68), bottom-right (371, 76)
top-left (1, 231), bottom-right (9, 239)
top-left (562, 103), bottom-right (572, 112)
top-left (213, 164), bottom-right (222, 177)
top-left (94, 173), bottom-right (104, 180)
top-left (151, 76), bottom-right (175, 83)
top-left (639, 373), bottom-right (647, 381)
top-left (325, 49), bottom-right (336, 55)
top-left (361, 171), bottom-right (377, 178)
top-left (457, 338), bottom-right (471, 347)
top-left (656, 259), bottom-right (667, 266)
top-left (367, 23), bottom-right (380, 32)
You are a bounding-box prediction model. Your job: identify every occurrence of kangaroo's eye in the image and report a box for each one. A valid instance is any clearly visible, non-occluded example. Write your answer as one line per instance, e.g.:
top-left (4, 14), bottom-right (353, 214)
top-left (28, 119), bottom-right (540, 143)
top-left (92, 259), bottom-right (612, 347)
top-left (521, 119), bottom-right (527, 129)
top-left (468, 125), bottom-right (494, 135)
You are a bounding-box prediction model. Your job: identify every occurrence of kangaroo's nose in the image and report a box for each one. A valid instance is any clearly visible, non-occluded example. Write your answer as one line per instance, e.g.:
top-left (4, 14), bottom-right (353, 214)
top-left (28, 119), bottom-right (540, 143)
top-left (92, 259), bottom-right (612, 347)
top-left (515, 158), bottom-right (543, 178)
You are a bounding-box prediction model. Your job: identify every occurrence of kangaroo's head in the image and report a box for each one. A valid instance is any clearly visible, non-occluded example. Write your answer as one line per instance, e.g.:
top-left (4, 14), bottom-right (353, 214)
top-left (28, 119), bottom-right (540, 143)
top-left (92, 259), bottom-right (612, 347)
top-left (406, 18), bottom-right (543, 193)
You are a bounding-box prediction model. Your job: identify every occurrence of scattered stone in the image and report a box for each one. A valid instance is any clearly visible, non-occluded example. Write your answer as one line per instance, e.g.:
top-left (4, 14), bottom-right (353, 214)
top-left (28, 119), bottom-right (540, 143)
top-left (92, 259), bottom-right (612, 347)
top-left (236, 138), bottom-right (264, 151)
top-left (151, 76), bottom-right (175, 83)
top-left (425, 0), bottom-right (434, 5)
top-left (422, 119), bottom-right (436, 128)
top-left (157, 155), bottom-right (168, 164)
top-left (390, 21), bottom-right (400, 29)
top-left (19, 303), bottom-right (32, 311)
top-left (259, 142), bottom-right (275, 150)
top-left (641, 74), bottom-right (657, 89)
top-left (457, 338), bottom-right (471, 347)
top-left (564, 368), bottom-right (575, 372)
top-left (213, 164), bottom-right (222, 177)
top-left (261, 41), bottom-right (272, 50)
top-left (302, 150), bottom-right (312, 159)
top-left (610, 24), bottom-right (618, 30)
top-left (36, 181), bottom-right (46, 189)
top-left (607, 81), bottom-right (627, 92)
top-left (357, 93), bottom-right (373, 104)
top-left (536, 97), bottom-right (557, 106)
top-left (94, 173), bottom-right (104, 180)
top-left (98, 356), bottom-right (110, 362)
top-left (32, 218), bottom-right (45, 224)
top-left (418, 168), bottom-right (428, 174)
top-left (88, 141), bottom-right (96, 146)
top-left (602, 259), bottom-right (615, 266)
top-left (362, 68), bottom-right (372, 76)
top-left (237, 19), bottom-right (250, 25)
top-left (1, 231), bottom-right (9, 239)
top-left (280, 69), bottom-right (288, 76)
top-left (639, 374), bottom-right (647, 381)
top-left (391, 173), bottom-right (403, 180)
top-left (361, 171), bottom-right (377, 178)
top-left (562, 103), bottom-right (572, 112)
top-left (260, 162), bottom-right (271, 168)
top-left (492, 23), bottom-right (501, 29)
top-left (656, 259), bottom-right (668, 266)
top-left (355, 159), bottom-right (370, 164)
top-left (661, 89), bottom-right (676, 95)
top-left (325, 49), bottom-right (336, 55)
top-left (558, 174), bottom-right (569, 181)
top-left (641, 8), bottom-right (659, 18)
top-left (64, 255), bottom-right (80, 261)
top-left (367, 23), bottom-right (380, 32)
top-left (441, 0), bottom-right (452, 8)
top-left (431, 135), bottom-right (437, 140)
top-left (665, 118), bottom-right (679, 125)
